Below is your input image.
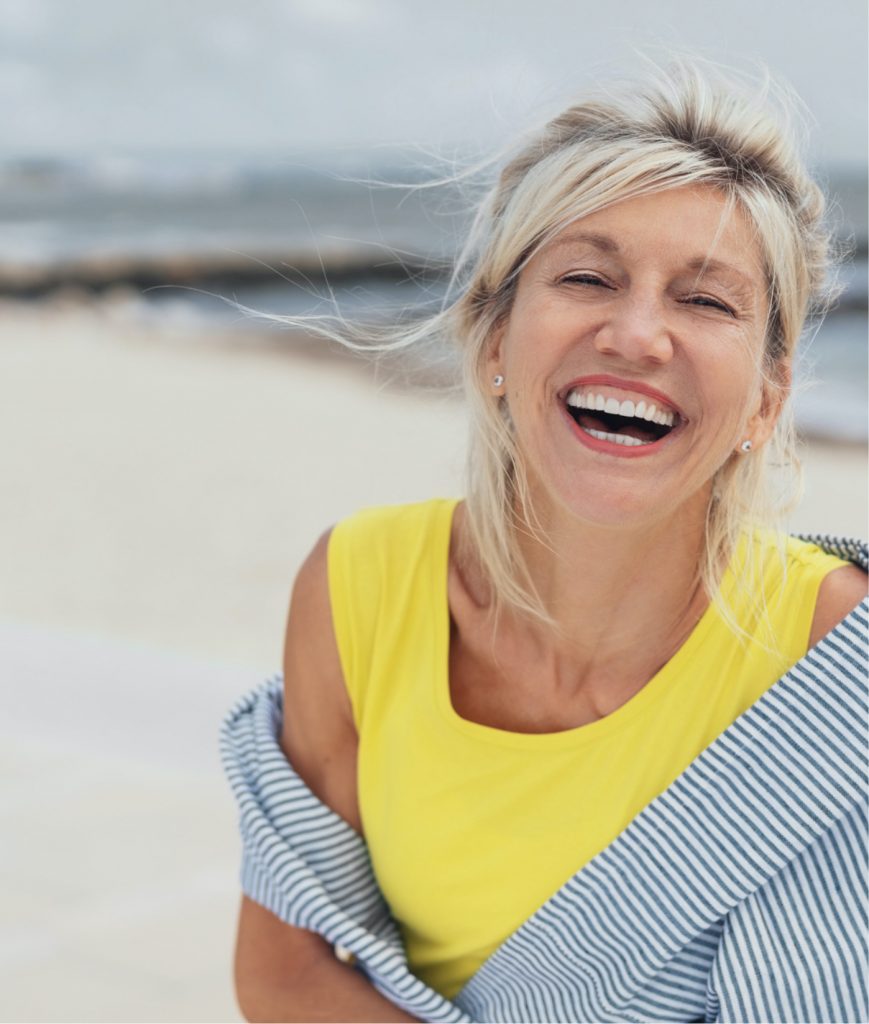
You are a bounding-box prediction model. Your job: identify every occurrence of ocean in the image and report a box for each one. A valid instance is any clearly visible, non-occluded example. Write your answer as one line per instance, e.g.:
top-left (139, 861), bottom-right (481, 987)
top-left (1, 153), bottom-right (865, 442)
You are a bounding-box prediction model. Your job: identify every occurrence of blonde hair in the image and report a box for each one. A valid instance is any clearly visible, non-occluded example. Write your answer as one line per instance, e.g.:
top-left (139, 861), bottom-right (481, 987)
top-left (263, 59), bottom-right (841, 628)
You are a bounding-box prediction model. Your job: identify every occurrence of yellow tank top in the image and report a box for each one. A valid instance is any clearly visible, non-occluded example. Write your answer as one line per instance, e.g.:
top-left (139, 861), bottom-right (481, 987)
top-left (327, 498), bottom-right (847, 1000)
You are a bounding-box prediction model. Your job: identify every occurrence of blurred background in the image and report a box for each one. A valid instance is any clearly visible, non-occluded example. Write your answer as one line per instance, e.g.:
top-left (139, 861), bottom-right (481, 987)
top-left (1, 1), bottom-right (866, 1020)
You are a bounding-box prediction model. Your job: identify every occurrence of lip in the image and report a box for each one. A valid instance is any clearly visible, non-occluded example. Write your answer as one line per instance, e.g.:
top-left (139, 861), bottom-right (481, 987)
top-left (559, 374), bottom-right (686, 420)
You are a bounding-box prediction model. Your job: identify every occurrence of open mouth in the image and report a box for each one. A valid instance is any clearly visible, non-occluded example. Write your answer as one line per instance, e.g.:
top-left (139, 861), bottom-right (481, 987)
top-left (564, 389), bottom-right (683, 448)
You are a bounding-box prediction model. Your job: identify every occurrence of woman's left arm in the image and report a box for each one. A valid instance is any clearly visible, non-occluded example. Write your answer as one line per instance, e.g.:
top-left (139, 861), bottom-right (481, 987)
top-left (808, 563), bottom-right (869, 647)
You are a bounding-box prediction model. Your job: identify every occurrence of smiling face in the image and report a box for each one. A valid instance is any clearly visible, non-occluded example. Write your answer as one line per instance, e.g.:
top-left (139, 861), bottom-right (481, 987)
top-left (488, 185), bottom-right (786, 531)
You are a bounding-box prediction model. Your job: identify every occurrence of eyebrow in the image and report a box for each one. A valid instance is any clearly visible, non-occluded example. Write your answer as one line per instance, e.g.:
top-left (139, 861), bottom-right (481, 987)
top-left (548, 231), bottom-right (620, 255)
top-left (683, 257), bottom-right (757, 291)
top-left (546, 232), bottom-right (759, 291)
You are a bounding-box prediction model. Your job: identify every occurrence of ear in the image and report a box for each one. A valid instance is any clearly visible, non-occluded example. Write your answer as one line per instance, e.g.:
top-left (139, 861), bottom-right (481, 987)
top-left (743, 359), bottom-right (791, 450)
top-left (485, 321), bottom-right (506, 380)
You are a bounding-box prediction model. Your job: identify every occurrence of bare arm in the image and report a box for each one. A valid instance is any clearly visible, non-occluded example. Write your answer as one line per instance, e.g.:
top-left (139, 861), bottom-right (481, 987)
top-left (234, 530), bottom-right (419, 1023)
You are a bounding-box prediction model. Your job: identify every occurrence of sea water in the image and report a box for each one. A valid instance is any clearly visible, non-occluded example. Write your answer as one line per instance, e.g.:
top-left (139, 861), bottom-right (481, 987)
top-left (1, 154), bottom-right (865, 441)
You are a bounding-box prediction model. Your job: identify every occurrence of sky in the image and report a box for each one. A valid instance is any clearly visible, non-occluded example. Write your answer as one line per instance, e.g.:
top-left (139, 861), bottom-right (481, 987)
top-left (1, 0), bottom-right (866, 167)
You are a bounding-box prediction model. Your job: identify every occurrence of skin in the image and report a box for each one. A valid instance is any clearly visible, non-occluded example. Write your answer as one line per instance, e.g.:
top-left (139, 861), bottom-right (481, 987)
top-left (233, 185), bottom-right (867, 1020)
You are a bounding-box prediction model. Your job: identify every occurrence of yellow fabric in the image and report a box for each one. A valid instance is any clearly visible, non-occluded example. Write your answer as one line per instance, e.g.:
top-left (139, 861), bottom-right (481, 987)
top-left (327, 498), bottom-right (848, 1001)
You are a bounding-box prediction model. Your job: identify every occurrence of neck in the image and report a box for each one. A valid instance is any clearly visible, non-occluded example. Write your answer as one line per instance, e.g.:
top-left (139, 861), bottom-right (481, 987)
top-left (504, 487), bottom-right (714, 675)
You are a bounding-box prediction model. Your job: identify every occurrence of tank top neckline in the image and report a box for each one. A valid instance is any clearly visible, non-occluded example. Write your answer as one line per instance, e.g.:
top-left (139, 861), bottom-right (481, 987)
top-left (434, 498), bottom-right (735, 750)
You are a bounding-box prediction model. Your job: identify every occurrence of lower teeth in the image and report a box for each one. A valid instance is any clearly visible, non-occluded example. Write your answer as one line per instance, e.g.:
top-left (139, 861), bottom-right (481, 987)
top-left (581, 426), bottom-right (653, 447)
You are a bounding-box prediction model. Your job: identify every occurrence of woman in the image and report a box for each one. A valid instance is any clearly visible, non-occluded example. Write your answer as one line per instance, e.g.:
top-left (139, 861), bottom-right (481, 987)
top-left (224, 63), bottom-right (867, 1023)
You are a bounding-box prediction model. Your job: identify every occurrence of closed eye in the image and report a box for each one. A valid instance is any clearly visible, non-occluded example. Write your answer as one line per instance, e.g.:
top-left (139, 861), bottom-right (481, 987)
top-left (560, 273), bottom-right (613, 288)
top-left (685, 295), bottom-right (735, 316)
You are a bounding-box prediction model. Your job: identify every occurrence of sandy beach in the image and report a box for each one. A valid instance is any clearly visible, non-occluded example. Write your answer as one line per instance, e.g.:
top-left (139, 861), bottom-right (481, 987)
top-left (2, 303), bottom-right (866, 1022)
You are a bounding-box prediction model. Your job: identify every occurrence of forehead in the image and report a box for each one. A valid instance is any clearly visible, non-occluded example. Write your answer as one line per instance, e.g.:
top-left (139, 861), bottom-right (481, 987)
top-left (536, 185), bottom-right (765, 286)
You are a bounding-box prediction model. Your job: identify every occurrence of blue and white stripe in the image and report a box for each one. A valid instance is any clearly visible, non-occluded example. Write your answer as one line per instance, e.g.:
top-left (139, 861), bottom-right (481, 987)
top-left (221, 537), bottom-right (867, 1023)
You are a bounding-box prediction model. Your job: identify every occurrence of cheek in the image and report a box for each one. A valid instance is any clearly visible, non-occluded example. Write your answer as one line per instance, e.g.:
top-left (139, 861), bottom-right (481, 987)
top-left (698, 342), bottom-right (764, 413)
top-left (499, 305), bottom-right (571, 400)
top-left (505, 368), bottom-right (553, 437)
top-left (499, 340), bottom-right (549, 414)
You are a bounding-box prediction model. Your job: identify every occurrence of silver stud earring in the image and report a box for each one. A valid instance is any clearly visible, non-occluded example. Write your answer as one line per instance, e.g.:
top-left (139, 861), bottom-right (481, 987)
top-left (492, 374), bottom-right (505, 388)
top-left (740, 440), bottom-right (753, 453)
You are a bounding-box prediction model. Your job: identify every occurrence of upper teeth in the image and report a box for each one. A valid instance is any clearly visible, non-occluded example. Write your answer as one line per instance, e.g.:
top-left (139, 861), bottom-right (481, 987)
top-left (566, 390), bottom-right (676, 427)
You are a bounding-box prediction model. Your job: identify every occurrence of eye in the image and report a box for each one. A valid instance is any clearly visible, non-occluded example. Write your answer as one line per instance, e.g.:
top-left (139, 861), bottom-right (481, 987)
top-left (685, 294), bottom-right (736, 316)
top-left (560, 272), bottom-right (613, 288)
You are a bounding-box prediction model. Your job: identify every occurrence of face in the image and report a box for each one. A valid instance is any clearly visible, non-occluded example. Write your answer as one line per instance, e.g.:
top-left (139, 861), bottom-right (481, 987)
top-left (488, 185), bottom-right (785, 531)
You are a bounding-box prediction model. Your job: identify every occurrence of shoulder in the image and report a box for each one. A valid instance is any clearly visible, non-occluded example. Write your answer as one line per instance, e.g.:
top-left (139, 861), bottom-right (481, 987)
top-left (281, 528), bottom-right (362, 833)
top-left (329, 498), bottom-right (460, 617)
top-left (753, 532), bottom-right (867, 648)
top-left (809, 561), bottom-right (868, 648)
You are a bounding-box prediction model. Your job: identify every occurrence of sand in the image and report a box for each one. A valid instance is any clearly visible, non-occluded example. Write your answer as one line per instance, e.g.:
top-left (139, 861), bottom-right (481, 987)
top-left (1, 303), bottom-right (866, 1022)
top-left (2, 304), bottom-right (469, 670)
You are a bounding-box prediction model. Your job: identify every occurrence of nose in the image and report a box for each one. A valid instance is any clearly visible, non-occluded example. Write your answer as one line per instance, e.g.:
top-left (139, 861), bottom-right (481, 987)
top-left (592, 290), bottom-right (674, 365)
